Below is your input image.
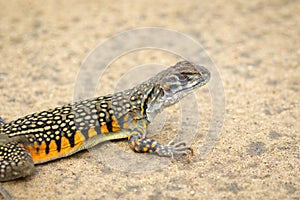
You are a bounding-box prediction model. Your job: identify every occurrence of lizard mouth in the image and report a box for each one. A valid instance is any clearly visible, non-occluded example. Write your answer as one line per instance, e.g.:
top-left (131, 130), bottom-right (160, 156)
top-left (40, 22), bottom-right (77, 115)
top-left (196, 65), bottom-right (211, 85)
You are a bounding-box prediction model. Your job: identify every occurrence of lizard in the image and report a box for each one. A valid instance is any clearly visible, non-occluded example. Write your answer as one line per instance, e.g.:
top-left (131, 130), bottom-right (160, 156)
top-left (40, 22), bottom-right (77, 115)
top-left (0, 61), bottom-right (210, 181)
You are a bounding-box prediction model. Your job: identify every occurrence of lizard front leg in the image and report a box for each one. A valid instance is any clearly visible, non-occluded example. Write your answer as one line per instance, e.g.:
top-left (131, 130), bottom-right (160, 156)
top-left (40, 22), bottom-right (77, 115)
top-left (128, 122), bottom-right (191, 157)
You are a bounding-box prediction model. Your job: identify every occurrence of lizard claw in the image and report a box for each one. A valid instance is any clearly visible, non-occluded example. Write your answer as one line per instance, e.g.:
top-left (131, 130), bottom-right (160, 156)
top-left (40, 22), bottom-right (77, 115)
top-left (156, 140), bottom-right (193, 157)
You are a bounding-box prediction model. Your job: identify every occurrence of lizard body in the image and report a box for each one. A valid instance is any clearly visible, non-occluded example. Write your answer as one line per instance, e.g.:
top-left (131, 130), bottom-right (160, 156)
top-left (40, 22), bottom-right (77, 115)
top-left (0, 61), bottom-right (210, 181)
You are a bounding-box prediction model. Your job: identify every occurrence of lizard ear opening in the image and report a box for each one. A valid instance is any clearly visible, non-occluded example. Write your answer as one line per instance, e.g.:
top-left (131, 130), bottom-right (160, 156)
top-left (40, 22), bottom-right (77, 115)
top-left (158, 86), bottom-right (165, 98)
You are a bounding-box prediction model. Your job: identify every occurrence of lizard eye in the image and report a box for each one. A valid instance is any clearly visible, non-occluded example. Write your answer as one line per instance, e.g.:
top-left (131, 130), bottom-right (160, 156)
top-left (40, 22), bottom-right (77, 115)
top-left (158, 88), bottom-right (165, 97)
top-left (178, 74), bottom-right (187, 80)
top-left (178, 73), bottom-right (192, 82)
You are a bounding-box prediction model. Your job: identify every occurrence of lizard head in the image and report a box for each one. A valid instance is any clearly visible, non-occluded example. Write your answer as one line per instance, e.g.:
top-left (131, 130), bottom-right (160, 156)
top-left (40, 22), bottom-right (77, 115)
top-left (145, 61), bottom-right (210, 121)
top-left (157, 60), bottom-right (210, 107)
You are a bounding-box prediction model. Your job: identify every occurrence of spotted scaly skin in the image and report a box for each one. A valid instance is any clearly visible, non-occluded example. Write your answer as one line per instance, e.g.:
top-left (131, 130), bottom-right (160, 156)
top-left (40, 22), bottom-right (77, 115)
top-left (0, 61), bottom-right (210, 181)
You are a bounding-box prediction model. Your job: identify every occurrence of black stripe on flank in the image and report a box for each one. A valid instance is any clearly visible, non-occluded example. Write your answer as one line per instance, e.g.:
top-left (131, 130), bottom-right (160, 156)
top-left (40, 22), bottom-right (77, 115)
top-left (67, 135), bottom-right (75, 148)
top-left (55, 138), bottom-right (61, 152)
top-left (81, 129), bottom-right (89, 140)
top-left (106, 121), bottom-right (113, 132)
top-left (65, 130), bottom-right (76, 148)
top-left (95, 125), bottom-right (101, 135)
top-left (142, 87), bottom-right (156, 117)
top-left (45, 140), bottom-right (51, 154)
top-left (106, 112), bottom-right (113, 132)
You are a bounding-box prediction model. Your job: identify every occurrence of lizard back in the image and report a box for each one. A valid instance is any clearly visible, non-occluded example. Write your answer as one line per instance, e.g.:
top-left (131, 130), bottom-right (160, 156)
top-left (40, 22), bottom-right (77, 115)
top-left (0, 85), bottom-right (154, 163)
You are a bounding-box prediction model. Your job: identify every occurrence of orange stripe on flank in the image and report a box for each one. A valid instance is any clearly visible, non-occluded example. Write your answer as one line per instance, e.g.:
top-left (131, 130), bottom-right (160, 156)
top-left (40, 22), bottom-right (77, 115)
top-left (100, 122), bottom-right (109, 134)
top-left (122, 114), bottom-right (129, 129)
top-left (88, 126), bottom-right (98, 138)
top-left (21, 131), bottom-right (86, 164)
top-left (111, 116), bottom-right (120, 132)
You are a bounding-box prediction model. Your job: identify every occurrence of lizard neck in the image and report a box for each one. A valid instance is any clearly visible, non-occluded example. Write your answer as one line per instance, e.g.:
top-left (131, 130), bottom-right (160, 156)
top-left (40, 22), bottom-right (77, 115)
top-left (138, 83), bottom-right (165, 123)
top-left (123, 80), bottom-right (164, 124)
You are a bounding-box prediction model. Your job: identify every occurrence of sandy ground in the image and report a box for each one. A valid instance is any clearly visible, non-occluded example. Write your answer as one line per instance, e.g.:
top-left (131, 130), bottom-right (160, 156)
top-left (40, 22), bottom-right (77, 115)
top-left (0, 0), bottom-right (299, 199)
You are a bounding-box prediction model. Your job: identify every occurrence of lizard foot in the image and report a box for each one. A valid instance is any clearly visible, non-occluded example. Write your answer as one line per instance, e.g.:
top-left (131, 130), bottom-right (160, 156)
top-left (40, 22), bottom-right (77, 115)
top-left (155, 139), bottom-right (193, 157)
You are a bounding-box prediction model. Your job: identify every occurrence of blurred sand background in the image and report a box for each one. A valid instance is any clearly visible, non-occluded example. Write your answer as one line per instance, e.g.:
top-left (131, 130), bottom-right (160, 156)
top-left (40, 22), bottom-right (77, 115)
top-left (0, 0), bottom-right (299, 199)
